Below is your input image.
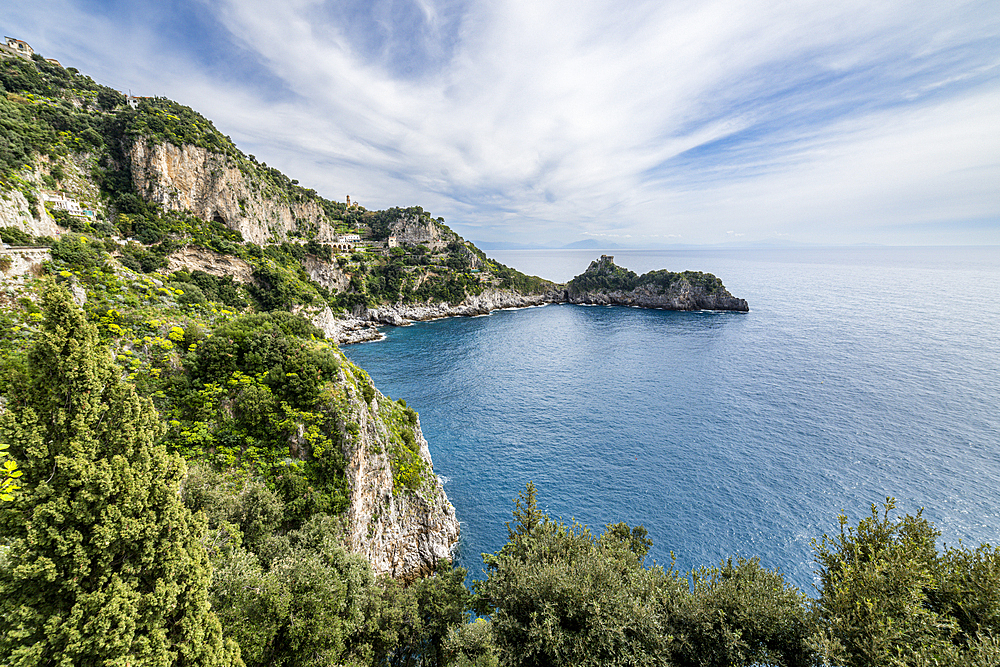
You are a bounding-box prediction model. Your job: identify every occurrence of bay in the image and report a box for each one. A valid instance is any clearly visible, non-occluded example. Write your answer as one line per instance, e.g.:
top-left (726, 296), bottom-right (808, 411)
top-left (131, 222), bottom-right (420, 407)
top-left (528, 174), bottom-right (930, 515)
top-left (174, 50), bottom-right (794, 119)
top-left (342, 246), bottom-right (1000, 591)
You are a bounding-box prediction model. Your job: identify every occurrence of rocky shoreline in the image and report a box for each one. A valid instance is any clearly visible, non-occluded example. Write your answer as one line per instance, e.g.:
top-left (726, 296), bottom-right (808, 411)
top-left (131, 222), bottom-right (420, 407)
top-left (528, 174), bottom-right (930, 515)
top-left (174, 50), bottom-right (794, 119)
top-left (313, 285), bottom-right (748, 346)
top-left (311, 289), bottom-right (563, 344)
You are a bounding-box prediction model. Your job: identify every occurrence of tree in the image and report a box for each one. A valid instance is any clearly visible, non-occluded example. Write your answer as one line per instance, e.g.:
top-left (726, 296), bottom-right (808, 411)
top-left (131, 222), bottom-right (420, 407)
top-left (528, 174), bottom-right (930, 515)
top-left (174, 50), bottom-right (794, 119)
top-left (475, 483), bottom-right (684, 667)
top-left (0, 283), bottom-right (241, 667)
top-left (812, 499), bottom-right (954, 666)
top-left (812, 499), bottom-right (1000, 666)
top-left (476, 483), bottom-right (818, 667)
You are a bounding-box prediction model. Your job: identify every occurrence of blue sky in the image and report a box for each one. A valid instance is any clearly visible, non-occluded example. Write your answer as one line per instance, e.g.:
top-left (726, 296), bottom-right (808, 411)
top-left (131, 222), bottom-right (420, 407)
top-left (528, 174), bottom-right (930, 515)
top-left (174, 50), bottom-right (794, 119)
top-left (6, 0), bottom-right (999, 245)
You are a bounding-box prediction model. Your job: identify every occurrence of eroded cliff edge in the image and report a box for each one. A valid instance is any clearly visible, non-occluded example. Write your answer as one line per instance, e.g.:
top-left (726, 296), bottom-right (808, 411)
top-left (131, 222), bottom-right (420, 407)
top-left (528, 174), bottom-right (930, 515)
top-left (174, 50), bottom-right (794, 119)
top-left (336, 360), bottom-right (459, 581)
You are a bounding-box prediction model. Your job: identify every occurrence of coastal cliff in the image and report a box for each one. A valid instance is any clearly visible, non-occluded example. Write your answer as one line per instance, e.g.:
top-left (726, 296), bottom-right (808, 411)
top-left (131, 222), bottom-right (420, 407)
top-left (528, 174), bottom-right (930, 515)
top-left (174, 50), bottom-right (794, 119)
top-left (366, 288), bottom-right (561, 325)
top-left (127, 141), bottom-right (339, 245)
top-left (339, 362), bottom-right (460, 580)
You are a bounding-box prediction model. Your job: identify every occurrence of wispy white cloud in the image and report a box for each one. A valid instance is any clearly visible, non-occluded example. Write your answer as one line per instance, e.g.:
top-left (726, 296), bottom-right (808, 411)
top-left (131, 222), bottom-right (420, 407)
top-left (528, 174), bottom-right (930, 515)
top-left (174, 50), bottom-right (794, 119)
top-left (5, 0), bottom-right (998, 245)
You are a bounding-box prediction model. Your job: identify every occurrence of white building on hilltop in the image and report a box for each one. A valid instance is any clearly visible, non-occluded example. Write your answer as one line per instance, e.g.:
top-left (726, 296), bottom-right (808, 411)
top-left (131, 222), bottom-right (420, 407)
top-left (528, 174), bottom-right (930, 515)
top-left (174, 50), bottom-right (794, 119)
top-left (3, 37), bottom-right (33, 58)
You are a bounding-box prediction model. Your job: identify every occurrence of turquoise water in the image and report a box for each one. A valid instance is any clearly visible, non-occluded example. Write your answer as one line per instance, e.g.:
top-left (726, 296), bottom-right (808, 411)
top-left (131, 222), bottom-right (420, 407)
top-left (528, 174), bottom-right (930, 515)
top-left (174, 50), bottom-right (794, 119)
top-left (343, 247), bottom-right (1000, 591)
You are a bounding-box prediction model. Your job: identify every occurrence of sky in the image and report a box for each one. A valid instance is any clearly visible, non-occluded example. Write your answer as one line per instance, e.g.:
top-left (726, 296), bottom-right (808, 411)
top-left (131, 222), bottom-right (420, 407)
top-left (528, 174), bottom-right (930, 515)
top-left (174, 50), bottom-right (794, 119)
top-left (5, 0), bottom-right (999, 246)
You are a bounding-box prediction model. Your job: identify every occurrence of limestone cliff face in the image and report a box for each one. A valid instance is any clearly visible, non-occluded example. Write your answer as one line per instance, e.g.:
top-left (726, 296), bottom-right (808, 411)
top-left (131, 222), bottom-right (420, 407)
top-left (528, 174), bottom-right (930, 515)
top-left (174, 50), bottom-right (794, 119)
top-left (311, 306), bottom-right (384, 345)
top-left (0, 152), bottom-right (97, 238)
top-left (126, 141), bottom-right (339, 245)
top-left (389, 214), bottom-right (457, 252)
top-left (165, 245), bottom-right (254, 283)
top-left (0, 247), bottom-right (50, 278)
top-left (337, 362), bottom-right (459, 581)
top-left (0, 191), bottom-right (55, 237)
top-left (304, 255), bottom-right (351, 293)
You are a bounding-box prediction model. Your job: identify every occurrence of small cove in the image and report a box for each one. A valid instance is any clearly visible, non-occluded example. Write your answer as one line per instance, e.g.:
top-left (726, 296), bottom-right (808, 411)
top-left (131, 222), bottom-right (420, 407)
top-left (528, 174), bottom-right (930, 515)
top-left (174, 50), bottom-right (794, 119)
top-left (343, 246), bottom-right (1000, 591)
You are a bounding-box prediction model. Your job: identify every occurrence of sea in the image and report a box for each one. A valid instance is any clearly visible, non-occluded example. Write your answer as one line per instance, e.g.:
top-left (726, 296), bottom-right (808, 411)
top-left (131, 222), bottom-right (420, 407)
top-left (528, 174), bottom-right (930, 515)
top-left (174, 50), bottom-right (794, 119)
top-left (342, 246), bottom-right (1000, 592)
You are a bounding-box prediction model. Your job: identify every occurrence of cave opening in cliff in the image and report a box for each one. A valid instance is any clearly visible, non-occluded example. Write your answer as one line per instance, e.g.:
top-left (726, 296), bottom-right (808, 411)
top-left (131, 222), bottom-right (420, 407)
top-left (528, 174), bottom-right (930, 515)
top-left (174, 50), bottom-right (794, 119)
top-left (212, 212), bottom-right (226, 226)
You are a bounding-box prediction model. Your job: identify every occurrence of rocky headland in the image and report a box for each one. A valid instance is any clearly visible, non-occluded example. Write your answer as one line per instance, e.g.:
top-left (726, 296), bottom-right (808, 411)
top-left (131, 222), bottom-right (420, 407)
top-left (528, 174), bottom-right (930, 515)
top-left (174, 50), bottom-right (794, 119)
top-left (565, 255), bottom-right (749, 312)
top-left (339, 365), bottom-right (460, 581)
top-left (312, 256), bottom-right (748, 344)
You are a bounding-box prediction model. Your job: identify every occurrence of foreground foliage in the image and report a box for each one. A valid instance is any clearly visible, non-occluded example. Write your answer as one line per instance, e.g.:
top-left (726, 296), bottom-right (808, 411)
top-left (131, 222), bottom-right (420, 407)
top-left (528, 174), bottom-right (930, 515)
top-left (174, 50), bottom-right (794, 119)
top-left (473, 483), bottom-right (815, 667)
top-left (469, 484), bottom-right (1000, 667)
top-left (812, 500), bottom-right (1000, 666)
top-left (0, 284), bottom-right (239, 666)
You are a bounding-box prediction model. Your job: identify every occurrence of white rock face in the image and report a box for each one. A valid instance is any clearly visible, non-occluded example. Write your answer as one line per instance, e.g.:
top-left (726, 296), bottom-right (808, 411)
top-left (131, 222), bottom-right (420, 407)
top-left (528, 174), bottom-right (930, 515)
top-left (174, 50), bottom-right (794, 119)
top-left (165, 245), bottom-right (254, 283)
top-left (127, 141), bottom-right (340, 245)
top-left (311, 306), bottom-right (383, 345)
top-left (304, 256), bottom-right (351, 293)
top-left (312, 290), bottom-right (565, 345)
top-left (339, 366), bottom-right (459, 581)
top-left (0, 153), bottom-right (96, 237)
top-left (0, 247), bottom-right (50, 277)
top-left (389, 214), bottom-right (456, 252)
top-left (365, 289), bottom-right (563, 327)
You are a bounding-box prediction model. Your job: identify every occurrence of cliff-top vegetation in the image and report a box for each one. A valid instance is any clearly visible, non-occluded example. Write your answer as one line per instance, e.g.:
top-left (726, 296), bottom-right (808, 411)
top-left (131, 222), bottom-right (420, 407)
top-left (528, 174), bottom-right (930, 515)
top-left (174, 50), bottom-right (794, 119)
top-left (1, 52), bottom-right (555, 320)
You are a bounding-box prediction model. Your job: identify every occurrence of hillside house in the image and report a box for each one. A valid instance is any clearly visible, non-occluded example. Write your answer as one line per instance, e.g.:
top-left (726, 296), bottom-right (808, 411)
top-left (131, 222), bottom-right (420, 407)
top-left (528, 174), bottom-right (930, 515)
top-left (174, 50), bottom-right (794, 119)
top-left (126, 95), bottom-right (152, 109)
top-left (0, 37), bottom-right (35, 60)
top-left (3, 37), bottom-right (33, 57)
top-left (41, 192), bottom-right (95, 219)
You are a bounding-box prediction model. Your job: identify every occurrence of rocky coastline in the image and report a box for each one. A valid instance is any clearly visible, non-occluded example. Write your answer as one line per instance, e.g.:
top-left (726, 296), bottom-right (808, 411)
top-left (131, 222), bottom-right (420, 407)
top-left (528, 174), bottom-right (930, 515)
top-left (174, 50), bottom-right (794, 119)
top-left (314, 282), bottom-right (748, 346)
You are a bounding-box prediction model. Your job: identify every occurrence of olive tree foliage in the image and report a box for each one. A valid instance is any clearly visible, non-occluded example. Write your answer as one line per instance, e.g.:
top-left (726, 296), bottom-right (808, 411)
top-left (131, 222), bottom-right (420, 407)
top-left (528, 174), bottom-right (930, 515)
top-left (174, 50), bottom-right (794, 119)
top-left (0, 284), bottom-right (240, 667)
top-left (474, 483), bottom-right (818, 667)
top-left (812, 498), bottom-right (1000, 667)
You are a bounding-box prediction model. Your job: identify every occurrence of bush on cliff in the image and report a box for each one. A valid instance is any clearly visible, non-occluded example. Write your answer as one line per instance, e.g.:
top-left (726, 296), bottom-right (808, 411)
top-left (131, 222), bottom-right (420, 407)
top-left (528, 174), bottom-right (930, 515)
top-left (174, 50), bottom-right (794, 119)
top-left (812, 499), bottom-right (1000, 666)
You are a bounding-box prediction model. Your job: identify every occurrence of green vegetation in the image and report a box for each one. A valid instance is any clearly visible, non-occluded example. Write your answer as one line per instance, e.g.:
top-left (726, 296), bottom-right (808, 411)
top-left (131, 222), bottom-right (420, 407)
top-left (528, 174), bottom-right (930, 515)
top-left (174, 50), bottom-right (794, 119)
top-left (0, 284), bottom-right (472, 666)
top-left (2, 281), bottom-right (999, 665)
top-left (812, 500), bottom-right (1000, 665)
top-left (473, 483), bottom-right (814, 667)
top-left (468, 484), bottom-right (1000, 667)
top-left (184, 466), bottom-right (471, 667)
top-left (0, 442), bottom-right (20, 501)
top-left (0, 284), bottom-right (240, 666)
top-left (2, 51), bottom-right (553, 322)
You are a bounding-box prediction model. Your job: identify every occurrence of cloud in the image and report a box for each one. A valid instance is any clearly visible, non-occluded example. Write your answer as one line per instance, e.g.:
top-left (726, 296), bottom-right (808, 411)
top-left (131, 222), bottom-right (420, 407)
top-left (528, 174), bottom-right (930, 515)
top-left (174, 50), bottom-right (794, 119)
top-left (5, 0), bottom-right (999, 245)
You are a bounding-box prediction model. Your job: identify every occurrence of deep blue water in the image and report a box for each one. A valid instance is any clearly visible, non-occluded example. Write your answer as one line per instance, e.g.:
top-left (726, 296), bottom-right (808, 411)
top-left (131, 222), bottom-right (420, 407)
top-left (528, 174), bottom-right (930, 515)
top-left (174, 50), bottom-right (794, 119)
top-left (343, 247), bottom-right (1000, 592)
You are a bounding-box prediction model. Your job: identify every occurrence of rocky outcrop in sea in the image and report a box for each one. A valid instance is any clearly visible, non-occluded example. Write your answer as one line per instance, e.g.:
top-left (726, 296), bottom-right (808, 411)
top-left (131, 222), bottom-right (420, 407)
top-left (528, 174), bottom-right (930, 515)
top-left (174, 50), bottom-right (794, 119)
top-left (565, 255), bottom-right (749, 312)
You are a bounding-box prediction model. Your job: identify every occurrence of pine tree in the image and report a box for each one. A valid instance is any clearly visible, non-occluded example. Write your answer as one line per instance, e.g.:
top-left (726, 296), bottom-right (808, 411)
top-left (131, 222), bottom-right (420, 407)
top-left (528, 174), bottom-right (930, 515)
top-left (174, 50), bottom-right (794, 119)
top-left (0, 284), bottom-right (241, 667)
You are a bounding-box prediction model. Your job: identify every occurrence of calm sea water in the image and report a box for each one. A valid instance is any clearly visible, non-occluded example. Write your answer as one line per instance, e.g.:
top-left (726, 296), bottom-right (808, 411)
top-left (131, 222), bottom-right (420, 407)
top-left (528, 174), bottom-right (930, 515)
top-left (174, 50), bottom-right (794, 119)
top-left (343, 247), bottom-right (1000, 591)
